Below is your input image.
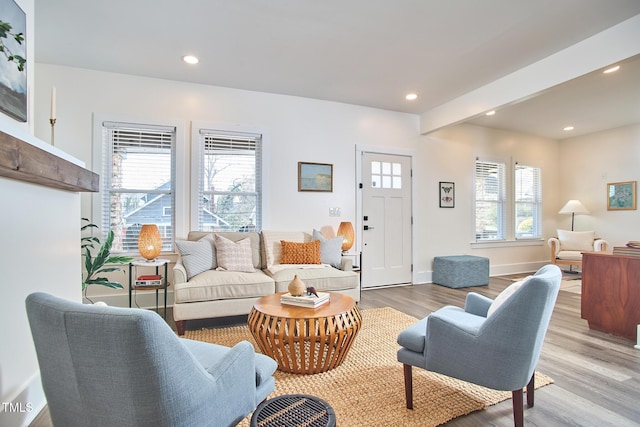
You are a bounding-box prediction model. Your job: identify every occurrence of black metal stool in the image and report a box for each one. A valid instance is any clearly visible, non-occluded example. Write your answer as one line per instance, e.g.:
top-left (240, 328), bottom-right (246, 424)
top-left (250, 394), bottom-right (336, 427)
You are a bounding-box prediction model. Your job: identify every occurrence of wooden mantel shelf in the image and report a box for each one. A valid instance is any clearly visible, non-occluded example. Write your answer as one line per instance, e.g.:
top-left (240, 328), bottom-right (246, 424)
top-left (0, 130), bottom-right (98, 192)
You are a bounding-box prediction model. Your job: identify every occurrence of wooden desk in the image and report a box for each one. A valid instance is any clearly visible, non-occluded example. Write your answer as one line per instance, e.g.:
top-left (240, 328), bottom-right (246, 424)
top-left (581, 252), bottom-right (640, 340)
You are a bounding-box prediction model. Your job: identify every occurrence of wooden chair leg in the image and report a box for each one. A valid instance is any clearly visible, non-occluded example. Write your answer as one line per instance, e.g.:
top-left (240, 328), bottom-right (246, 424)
top-left (527, 374), bottom-right (535, 407)
top-left (175, 320), bottom-right (186, 336)
top-left (403, 364), bottom-right (413, 410)
top-left (512, 388), bottom-right (524, 427)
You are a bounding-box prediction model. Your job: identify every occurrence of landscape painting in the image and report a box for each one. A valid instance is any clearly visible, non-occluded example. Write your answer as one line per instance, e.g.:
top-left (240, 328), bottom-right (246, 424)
top-left (0, 0), bottom-right (27, 122)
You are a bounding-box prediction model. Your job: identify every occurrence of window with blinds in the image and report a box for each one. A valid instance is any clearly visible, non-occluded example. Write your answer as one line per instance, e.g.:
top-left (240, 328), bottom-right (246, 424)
top-left (515, 164), bottom-right (542, 239)
top-left (197, 129), bottom-right (262, 232)
top-left (102, 122), bottom-right (176, 252)
top-left (475, 160), bottom-right (506, 241)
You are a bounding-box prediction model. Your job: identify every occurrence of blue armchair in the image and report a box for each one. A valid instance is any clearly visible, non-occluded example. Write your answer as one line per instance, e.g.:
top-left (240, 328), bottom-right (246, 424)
top-left (397, 264), bottom-right (561, 426)
top-left (26, 292), bottom-right (277, 427)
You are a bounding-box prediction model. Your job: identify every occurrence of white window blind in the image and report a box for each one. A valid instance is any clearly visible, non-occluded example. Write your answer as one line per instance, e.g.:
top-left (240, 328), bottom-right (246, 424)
top-left (102, 122), bottom-right (176, 252)
top-left (475, 160), bottom-right (506, 241)
top-left (515, 163), bottom-right (542, 239)
top-left (198, 129), bottom-right (262, 232)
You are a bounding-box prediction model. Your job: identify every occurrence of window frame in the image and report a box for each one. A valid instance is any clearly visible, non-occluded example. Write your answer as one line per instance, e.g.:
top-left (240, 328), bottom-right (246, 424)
top-left (190, 122), bottom-right (265, 233)
top-left (92, 115), bottom-right (187, 254)
top-left (514, 163), bottom-right (542, 240)
top-left (474, 158), bottom-right (507, 242)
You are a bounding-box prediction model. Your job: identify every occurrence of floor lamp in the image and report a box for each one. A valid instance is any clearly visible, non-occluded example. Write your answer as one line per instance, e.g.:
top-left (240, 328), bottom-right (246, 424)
top-left (559, 199), bottom-right (589, 231)
top-left (558, 199), bottom-right (590, 274)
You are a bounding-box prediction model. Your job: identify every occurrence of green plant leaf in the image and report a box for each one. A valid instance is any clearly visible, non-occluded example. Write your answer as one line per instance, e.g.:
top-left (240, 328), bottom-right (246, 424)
top-left (81, 221), bottom-right (129, 291)
top-left (106, 255), bottom-right (133, 264)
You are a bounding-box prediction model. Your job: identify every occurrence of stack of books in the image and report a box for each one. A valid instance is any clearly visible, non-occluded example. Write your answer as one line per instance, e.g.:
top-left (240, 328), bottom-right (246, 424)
top-left (612, 241), bottom-right (640, 257)
top-left (135, 275), bottom-right (162, 287)
top-left (280, 292), bottom-right (330, 308)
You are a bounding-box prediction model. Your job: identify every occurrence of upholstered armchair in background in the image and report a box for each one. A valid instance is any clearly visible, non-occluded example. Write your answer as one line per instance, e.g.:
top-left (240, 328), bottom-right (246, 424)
top-left (26, 292), bottom-right (277, 427)
top-left (548, 229), bottom-right (608, 268)
top-left (397, 265), bottom-right (561, 427)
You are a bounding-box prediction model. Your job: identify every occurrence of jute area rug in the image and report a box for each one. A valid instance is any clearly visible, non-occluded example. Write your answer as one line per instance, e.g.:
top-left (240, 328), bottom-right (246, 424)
top-left (185, 307), bottom-right (553, 426)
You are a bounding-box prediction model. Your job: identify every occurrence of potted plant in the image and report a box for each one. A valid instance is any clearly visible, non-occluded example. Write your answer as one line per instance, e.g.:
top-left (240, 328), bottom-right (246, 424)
top-left (82, 218), bottom-right (133, 300)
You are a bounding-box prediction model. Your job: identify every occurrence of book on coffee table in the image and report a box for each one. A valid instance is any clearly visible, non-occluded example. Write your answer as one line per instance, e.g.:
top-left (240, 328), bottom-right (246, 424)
top-left (281, 292), bottom-right (330, 308)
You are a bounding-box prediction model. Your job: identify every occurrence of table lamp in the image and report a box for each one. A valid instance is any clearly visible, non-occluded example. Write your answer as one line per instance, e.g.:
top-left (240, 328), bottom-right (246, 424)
top-left (138, 224), bottom-right (162, 261)
top-left (337, 221), bottom-right (354, 252)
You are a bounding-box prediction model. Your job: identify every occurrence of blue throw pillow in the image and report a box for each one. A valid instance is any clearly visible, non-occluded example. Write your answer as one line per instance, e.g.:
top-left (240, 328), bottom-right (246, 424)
top-left (312, 229), bottom-right (343, 268)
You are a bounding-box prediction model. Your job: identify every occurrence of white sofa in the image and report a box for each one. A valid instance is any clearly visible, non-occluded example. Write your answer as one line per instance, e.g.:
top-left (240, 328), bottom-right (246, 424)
top-left (172, 230), bottom-right (360, 335)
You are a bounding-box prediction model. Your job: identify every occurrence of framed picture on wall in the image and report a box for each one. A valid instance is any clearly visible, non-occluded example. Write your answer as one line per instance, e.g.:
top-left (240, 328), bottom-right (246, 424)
top-left (607, 181), bottom-right (636, 210)
top-left (439, 181), bottom-right (455, 208)
top-left (298, 162), bottom-right (333, 192)
top-left (0, 0), bottom-right (27, 122)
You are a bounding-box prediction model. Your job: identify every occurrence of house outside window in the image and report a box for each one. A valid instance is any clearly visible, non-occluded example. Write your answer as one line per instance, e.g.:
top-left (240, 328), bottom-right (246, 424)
top-left (101, 121), bottom-right (176, 252)
top-left (515, 164), bottom-right (542, 239)
top-left (475, 160), bottom-right (506, 241)
top-left (196, 129), bottom-right (262, 232)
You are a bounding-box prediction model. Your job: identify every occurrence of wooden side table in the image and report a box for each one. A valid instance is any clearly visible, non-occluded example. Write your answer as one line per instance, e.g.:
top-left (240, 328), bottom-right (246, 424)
top-left (128, 259), bottom-right (169, 319)
top-left (248, 292), bottom-right (362, 374)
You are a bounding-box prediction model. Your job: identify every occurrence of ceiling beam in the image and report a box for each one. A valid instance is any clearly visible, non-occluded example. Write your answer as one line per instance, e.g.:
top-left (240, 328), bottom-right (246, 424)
top-left (419, 14), bottom-right (640, 135)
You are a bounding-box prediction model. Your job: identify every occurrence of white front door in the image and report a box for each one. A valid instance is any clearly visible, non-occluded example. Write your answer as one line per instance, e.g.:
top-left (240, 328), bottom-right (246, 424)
top-left (361, 152), bottom-right (412, 288)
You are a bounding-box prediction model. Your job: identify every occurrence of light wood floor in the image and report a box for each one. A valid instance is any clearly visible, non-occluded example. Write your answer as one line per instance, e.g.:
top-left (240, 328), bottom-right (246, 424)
top-left (30, 274), bottom-right (640, 426)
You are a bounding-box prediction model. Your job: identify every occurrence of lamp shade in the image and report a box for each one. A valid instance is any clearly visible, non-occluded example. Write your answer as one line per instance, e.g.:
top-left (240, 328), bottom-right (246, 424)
top-left (558, 200), bottom-right (589, 215)
top-left (337, 221), bottom-right (355, 252)
top-left (138, 224), bottom-right (162, 260)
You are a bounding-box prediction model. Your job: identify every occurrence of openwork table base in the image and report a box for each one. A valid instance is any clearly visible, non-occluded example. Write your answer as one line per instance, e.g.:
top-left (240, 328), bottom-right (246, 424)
top-left (248, 292), bottom-right (362, 374)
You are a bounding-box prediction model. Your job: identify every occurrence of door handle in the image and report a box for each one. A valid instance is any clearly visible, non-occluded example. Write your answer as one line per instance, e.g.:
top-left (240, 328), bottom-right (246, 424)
top-left (363, 225), bottom-right (375, 231)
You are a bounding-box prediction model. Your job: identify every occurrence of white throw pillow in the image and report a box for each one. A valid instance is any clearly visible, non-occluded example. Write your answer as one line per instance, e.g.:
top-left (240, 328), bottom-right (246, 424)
top-left (214, 235), bottom-right (255, 273)
top-left (487, 276), bottom-right (532, 317)
top-left (175, 234), bottom-right (215, 279)
top-left (312, 229), bottom-right (343, 268)
top-left (557, 230), bottom-right (595, 252)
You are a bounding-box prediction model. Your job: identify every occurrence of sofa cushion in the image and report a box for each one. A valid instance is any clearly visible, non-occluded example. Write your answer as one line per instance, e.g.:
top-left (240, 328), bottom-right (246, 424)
top-left (557, 229), bottom-right (595, 252)
top-left (188, 231), bottom-right (262, 269)
top-left (312, 229), bottom-right (343, 268)
top-left (174, 270), bottom-right (275, 304)
top-left (214, 235), bottom-right (255, 273)
top-left (261, 231), bottom-right (311, 268)
top-left (175, 234), bottom-right (215, 279)
top-left (266, 265), bottom-right (358, 293)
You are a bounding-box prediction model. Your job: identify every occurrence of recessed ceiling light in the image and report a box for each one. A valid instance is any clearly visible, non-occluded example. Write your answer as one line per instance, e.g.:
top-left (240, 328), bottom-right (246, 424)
top-left (485, 110), bottom-right (496, 116)
top-left (405, 93), bottom-right (418, 101)
top-left (603, 65), bottom-right (620, 74)
top-left (182, 55), bottom-right (199, 65)
top-left (564, 126), bottom-right (575, 131)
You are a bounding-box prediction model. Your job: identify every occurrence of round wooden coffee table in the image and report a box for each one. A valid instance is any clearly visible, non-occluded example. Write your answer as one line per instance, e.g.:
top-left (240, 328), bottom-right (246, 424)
top-left (248, 292), bottom-right (362, 374)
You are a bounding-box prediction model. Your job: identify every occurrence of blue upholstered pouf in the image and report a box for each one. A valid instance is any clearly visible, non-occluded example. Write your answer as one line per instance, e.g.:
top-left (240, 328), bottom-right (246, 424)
top-left (432, 255), bottom-right (489, 288)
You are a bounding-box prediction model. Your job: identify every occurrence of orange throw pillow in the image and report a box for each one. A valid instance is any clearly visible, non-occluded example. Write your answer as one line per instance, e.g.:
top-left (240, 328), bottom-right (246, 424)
top-left (280, 240), bottom-right (322, 264)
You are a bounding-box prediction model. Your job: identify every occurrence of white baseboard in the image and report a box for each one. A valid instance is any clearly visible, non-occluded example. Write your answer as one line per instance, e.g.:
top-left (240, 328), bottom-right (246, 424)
top-left (0, 372), bottom-right (46, 427)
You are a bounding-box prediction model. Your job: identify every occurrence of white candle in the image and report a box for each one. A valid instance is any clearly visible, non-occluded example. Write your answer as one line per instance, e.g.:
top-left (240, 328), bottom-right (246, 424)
top-left (635, 325), bottom-right (640, 350)
top-left (50, 87), bottom-right (56, 120)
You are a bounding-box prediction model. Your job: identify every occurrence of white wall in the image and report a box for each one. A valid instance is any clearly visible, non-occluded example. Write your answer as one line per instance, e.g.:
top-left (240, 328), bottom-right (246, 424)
top-left (0, 2), bottom-right (84, 425)
top-left (415, 123), bottom-right (561, 279)
top-left (33, 63), bottom-right (426, 303)
top-left (33, 65), bottom-right (564, 298)
top-left (558, 123), bottom-right (640, 246)
top-left (0, 175), bottom-right (80, 427)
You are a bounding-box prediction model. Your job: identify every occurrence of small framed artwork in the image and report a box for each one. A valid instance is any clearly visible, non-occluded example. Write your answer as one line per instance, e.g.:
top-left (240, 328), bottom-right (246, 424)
top-left (439, 181), bottom-right (455, 208)
top-left (298, 162), bottom-right (333, 192)
top-left (607, 181), bottom-right (636, 210)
